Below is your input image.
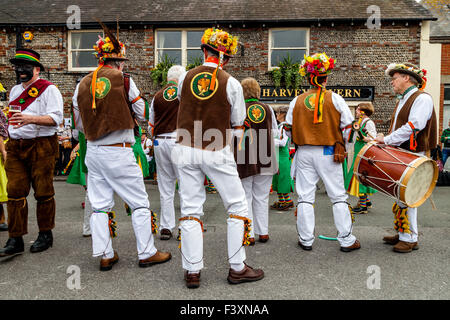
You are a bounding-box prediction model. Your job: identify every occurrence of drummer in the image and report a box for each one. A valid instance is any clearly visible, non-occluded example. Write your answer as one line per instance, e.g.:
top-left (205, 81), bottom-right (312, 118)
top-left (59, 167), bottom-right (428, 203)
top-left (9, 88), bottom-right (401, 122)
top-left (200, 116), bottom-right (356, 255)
top-left (375, 63), bottom-right (437, 253)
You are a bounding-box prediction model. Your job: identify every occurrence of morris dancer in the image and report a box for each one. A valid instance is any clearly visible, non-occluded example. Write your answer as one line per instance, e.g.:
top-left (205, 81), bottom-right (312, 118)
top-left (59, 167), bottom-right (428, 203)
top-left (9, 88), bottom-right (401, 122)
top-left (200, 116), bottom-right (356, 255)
top-left (149, 65), bottom-right (185, 240)
top-left (343, 102), bottom-right (378, 214)
top-left (234, 77), bottom-right (278, 244)
top-left (174, 28), bottom-right (264, 288)
top-left (72, 23), bottom-right (171, 270)
top-left (375, 63), bottom-right (437, 253)
top-left (271, 107), bottom-right (295, 211)
top-left (285, 53), bottom-right (360, 252)
top-left (0, 48), bottom-right (63, 257)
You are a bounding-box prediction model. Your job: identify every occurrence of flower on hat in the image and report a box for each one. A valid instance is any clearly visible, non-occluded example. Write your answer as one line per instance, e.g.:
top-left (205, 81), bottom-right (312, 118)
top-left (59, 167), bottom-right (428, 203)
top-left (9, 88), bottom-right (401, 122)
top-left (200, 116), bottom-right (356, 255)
top-left (93, 35), bottom-right (126, 60)
top-left (201, 28), bottom-right (239, 56)
top-left (298, 52), bottom-right (335, 78)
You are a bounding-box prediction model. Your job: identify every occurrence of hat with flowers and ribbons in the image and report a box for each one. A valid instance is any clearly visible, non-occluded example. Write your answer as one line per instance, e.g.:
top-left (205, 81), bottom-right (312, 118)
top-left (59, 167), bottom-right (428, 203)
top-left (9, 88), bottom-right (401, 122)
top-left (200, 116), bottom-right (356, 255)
top-left (10, 48), bottom-right (45, 71)
top-left (385, 63), bottom-right (427, 90)
top-left (298, 53), bottom-right (335, 124)
top-left (90, 20), bottom-right (128, 111)
top-left (200, 28), bottom-right (239, 91)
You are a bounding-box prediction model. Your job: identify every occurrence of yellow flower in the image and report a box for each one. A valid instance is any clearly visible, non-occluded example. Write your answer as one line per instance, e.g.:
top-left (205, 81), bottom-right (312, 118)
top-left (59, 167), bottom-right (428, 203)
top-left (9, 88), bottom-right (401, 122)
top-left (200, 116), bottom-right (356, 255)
top-left (28, 87), bottom-right (39, 97)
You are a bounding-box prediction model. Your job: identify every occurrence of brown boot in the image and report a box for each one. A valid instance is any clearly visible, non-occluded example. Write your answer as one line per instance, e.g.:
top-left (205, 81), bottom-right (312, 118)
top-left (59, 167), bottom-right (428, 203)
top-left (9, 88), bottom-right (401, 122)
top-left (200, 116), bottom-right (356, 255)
top-left (227, 263), bottom-right (264, 284)
top-left (340, 239), bottom-right (361, 252)
top-left (383, 234), bottom-right (400, 245)
top-left (100, 250), bottom-right (119, 271)
top-left (184, 271), bottom-right (201, 289)
top-left (139, 250), bottom-right (172, 268)
top-left (393, 240), bottom-right (419, 253)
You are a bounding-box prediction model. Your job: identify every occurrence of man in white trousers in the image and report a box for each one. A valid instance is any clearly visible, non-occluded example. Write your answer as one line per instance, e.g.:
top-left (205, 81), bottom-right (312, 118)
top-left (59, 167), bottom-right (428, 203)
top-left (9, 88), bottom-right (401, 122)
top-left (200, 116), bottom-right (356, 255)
top-left (72, 26), bottom-right (171, 271)
top-left (174, 28), bottom-right (264, 288)
top-left (375, 63), bottom-right (436, 253)
top-left (234, 77), bottom-right (278, 244)
top-left (285, 53), bottom-right (360, 252)
top-left (149, 65), bottom-right (185, 240)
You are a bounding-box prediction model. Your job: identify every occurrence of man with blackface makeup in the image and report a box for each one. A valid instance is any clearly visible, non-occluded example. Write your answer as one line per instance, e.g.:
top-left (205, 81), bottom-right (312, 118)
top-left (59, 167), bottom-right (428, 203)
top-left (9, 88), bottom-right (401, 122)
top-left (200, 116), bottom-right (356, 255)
top-left (0, 48), bottom-right (63, 257)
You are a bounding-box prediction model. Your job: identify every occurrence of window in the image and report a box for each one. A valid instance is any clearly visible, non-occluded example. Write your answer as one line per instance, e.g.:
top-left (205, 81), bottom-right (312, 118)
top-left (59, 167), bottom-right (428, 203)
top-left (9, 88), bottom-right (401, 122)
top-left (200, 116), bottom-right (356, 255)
top-left (68, 30), bottom-right (102, 71)
top-left (444, 85), bottom-right (450, 131)
top-left (269, 29), bottom-right (309, 69)
top-left (155, 30), bottom-right (204, 67)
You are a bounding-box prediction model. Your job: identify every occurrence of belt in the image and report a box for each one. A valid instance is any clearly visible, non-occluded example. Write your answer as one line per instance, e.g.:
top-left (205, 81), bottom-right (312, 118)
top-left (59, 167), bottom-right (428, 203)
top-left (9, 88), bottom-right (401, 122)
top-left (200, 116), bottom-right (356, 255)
top-left (155, 136), bottom-right (175, 140)
top-left (101, 142), bottom-right (132, 148)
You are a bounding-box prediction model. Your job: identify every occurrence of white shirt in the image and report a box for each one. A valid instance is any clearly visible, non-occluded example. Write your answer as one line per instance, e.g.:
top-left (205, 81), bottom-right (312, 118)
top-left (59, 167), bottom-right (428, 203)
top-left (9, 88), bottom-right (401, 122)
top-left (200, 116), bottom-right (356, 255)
top-left (274, 122), bottom-right (289, 147)
top-left (384, 87), bottom-right (434, 146)
top-left (72, 74), bottom-right (145, 146)
top-left (177, 62), bottom-right (246, 128)
top-left (286, 91), bottom-right (354, 143)
top-left (8, 78), bottom-right (63, 139)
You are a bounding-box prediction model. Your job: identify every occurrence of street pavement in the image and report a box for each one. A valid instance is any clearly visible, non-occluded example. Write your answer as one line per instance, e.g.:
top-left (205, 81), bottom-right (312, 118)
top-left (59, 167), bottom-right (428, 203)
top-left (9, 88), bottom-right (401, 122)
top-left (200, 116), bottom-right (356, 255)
top-left (0, 179), bottom-right (448, 301)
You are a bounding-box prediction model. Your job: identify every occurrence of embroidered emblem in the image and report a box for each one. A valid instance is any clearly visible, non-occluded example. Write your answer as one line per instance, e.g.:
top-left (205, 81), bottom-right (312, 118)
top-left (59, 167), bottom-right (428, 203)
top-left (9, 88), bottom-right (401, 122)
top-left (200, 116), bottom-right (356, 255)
top-left (19, 98), bottom-right (25, 104)
top-left (190, 72), bottom-right (219, 100)
top-left (163, 85), bottom-right (177, 101)
top-left (304, 94), bottom-right (316, 111)
top-left (247, 104), bottom-right (266, 124)
top-left (90, 77), bottom-right (111, 99)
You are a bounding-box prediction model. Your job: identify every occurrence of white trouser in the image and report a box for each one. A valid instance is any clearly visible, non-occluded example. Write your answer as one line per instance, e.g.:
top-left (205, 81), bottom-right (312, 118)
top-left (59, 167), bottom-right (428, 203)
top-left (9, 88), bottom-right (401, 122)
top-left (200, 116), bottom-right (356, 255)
top-left (154, 137), bottom-right (179, 232)
top-left (173, 144), bottom-right (248, 272)
top-left (241, 174), bottom-right (272, 237)
top-left (85, 145), bottom-right (157, 260)
top-left (82, 173), bottom-right (92, 236)
top-left (295, 145), bottom-right (356, 247)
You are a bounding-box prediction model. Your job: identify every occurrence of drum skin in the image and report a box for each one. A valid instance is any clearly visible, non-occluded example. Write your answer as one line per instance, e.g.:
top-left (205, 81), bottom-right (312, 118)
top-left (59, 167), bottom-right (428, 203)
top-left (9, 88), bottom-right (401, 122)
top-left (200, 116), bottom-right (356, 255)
top-left (354, 142), bottom-right (438, 208)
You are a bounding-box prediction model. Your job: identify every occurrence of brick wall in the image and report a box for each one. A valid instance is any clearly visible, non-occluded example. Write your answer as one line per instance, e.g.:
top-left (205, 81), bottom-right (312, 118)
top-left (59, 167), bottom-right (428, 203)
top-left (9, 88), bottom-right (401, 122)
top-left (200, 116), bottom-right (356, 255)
top-left (0, 22), bottom-right (422, 134)
top-left (440, 43), bottom-right (450, 137)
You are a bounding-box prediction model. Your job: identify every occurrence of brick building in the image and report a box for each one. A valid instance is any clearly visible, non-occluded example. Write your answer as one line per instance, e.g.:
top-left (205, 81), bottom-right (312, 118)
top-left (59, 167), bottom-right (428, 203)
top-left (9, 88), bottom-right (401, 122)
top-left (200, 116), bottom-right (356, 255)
top-left (0, 0), bottom-right (440, 133)
top-left (426, 0), bottom-right (450, 138)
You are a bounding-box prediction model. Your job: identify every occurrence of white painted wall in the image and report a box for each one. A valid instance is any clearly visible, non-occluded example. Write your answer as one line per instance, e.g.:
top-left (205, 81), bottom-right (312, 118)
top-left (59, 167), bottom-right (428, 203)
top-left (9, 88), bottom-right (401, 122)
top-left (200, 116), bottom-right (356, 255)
top-left (420, 20), bottom-right (442, 130)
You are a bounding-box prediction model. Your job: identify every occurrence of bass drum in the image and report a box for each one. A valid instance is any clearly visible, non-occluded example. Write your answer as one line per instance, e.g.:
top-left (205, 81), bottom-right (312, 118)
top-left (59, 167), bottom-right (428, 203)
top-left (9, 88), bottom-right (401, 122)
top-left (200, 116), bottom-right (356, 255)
top-left (354, 142), bottom-right (438, 208)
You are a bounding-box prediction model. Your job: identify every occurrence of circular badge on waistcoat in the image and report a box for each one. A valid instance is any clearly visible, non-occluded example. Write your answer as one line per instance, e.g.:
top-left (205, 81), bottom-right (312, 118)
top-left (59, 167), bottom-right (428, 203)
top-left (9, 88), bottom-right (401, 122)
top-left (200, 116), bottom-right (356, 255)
top-left (190, 72), bottom-right (219, 100)
top-left (163, 85), bottom-right (178, 101)
top-left (247, 104), bottom-right (266, 124)
top-left (90, 77), bottom-right (111, 99)
top-left (303, 94), bottom-right (316, 111)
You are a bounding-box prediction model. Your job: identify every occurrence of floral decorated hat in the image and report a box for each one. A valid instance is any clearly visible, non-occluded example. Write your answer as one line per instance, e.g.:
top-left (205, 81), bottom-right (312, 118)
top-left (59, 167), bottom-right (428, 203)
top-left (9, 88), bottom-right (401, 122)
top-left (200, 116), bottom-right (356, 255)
top-left (385, 63), bottom-right (427, 89)
top-left (299, 52), bottom-right (335, 78)
top-left (93, 21), bottom-right (128, 61)
top-left (200, 27), bottom-right (239, 57)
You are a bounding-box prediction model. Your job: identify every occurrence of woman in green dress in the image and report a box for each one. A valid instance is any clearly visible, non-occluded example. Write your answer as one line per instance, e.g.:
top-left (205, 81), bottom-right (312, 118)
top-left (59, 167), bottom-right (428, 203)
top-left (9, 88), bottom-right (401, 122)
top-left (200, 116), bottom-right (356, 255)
top-left (343, 102), bottom-right (378, 214)
top-left (271, 108), bottom-right (295, 210)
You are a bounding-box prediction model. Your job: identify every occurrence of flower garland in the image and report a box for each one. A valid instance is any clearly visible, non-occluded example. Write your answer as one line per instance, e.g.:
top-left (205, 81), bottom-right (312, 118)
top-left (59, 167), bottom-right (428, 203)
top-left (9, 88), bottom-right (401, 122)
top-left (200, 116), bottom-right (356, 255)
top-left (385, 63), bottom-right (427, 90)
top-left (201, 27), bottom-right (239, 56)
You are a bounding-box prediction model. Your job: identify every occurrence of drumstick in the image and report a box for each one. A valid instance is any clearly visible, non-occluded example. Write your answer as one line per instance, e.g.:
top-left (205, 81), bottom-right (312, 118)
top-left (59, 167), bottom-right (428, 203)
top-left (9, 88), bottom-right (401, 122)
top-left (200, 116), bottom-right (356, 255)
top-left (429, 196), bottom-right (437, 211)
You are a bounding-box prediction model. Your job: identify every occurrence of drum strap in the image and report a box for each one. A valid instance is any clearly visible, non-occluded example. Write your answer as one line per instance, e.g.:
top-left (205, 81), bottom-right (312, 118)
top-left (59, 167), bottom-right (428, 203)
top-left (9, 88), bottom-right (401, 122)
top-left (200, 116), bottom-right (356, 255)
top-left (407, 121), bottom-right (419, 151)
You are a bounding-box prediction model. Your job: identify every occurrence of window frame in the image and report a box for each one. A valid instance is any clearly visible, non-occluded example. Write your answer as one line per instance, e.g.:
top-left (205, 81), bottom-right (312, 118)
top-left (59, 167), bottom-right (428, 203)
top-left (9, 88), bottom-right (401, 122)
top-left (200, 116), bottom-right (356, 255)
top-left (155, 28), bottom-right (204, 67)
top-left (268, 27), bottom-right (310, 71)
top-left (68, 29), bottom-right (103, 72)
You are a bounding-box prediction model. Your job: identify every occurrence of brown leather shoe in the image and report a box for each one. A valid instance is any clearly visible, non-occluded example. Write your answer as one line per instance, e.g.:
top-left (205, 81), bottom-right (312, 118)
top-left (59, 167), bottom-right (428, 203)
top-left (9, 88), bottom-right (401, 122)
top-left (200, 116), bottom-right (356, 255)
top-left (184, 271), bottom-right (201, 289)
top-left (393, 240), bottom-right (419, 253)
top-left (258, 235), bottom-right (269, 243)
top-left (100, 250), bottom-right (119, 271)
top-left (340, 239), bottom-right (361, 252)
top-left (227, 263), bottom-right (264, 284)
top-left (139, 250), bottom-right (172, 268)
top-left (383, 234), bottom-right (400, 245)
top-left (160, 229), bottom-right (172, 240)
